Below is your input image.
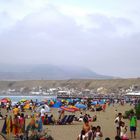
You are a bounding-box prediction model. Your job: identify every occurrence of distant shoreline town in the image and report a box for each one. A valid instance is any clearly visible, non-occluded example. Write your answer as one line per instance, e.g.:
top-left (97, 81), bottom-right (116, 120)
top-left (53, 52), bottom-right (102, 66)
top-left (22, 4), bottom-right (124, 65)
top-left (0, 79), bottom-right (140, 99)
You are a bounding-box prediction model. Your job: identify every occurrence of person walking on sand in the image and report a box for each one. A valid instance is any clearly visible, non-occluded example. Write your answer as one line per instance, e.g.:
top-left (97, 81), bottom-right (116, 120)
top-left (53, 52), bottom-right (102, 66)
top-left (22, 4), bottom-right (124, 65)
top-left (129, 111), bottom-right (137, 139)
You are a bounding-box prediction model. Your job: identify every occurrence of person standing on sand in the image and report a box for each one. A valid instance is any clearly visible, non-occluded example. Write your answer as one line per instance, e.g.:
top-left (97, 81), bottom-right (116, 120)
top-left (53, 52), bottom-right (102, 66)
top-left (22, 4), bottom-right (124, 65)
top-left (77, 129), bottom-right (88, 140)
top-left (115, 113), bottom-right (122, 136)
top-left (12, 115), bottom-right (20, 137)
top-left (13, 105), bottom-right (19, 116)
top-left (19, 113), bottom-right (25, 139)
top-left (102, 103), bottom-right (106, 112)
top-left (6, 102), bottom-right (10, 113)
top-left (40, 106), bottom-right (45, 123)
top-left (82, 118), bottom-right (91, 140)
top-left (129, 112), bottom-right (137, 139)
top-left (35, 113), bottom-right (43, 132)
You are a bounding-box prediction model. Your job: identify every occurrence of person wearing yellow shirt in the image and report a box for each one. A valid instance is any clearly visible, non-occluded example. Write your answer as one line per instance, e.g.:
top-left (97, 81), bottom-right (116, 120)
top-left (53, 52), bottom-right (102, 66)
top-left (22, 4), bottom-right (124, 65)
top-left (13, 106), bottom-right (19, 115)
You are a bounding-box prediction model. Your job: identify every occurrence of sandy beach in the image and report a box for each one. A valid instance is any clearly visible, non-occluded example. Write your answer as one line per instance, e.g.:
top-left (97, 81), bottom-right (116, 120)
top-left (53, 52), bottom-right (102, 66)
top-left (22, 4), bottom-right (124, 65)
top-left (0, 104), bottom-right (140, 140)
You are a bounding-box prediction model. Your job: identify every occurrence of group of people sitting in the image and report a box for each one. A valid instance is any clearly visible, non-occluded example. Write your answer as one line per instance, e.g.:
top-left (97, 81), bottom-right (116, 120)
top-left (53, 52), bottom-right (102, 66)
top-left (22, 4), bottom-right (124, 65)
top-left (43, 114), bottom-right (55, 125)
top-left (77, 112), bottom-right (97, 122)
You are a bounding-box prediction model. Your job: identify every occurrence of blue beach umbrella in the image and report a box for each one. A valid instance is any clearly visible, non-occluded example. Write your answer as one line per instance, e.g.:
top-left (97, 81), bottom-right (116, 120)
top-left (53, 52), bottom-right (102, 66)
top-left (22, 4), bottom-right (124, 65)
top-left (99, 101), bottom-right (105, 105)
top-left (67, 99), bottom-right (73, 103)
top-left (75, 103), bottom-right (87, 109)
top-left (91, 101), bottom-right (98, 105)
top-left (74, 98), bottom-right (80, 102)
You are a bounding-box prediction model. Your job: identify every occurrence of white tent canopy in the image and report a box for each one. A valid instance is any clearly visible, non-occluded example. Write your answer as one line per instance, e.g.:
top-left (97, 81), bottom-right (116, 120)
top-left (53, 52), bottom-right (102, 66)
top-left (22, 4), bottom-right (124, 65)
top-left (36, 104), bottom-right (51, 113)
top-left (126, 92), bottom-right (140, 96)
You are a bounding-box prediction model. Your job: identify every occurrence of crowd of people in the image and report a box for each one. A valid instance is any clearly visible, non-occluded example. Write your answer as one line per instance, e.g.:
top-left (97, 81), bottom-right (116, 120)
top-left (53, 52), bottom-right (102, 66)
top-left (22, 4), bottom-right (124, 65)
top-left (77, 110), bottom-right (138, 140)
top-left (1, 105), bottom-right (54, 140)
top-left (0, 97), bottom-right (139, 140)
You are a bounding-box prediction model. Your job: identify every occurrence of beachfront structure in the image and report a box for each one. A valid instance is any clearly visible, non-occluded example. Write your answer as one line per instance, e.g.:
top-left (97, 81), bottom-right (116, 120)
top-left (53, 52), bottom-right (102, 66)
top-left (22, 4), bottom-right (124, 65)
top-left (126, 92), bottom-right (140, 96)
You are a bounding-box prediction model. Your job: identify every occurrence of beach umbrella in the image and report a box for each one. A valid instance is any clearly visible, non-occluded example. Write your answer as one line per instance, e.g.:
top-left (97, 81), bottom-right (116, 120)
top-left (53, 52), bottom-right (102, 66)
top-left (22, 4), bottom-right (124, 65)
top-left (67, 99), bottom-right (73, 103)
top-left (1, 99), bottom-right (9, 103)
top-left (98, 101), bottom-right (105, 105)
top-left (75, 103), bottom-right (86, 109)
top-left (19, 99), bottom-right (27, 103)
top-left (68, 105), bottom-right (80, 111)
top-left (4, 97), bottom-right (11, 101)
top-left (36, 104), bottom-right (51, 113)
top-left (60, 106), bottom-right (75, 112)
top-left (74, 98), bottom-right (80, 102)
top-left (1, 98), bottom-right (11, 103)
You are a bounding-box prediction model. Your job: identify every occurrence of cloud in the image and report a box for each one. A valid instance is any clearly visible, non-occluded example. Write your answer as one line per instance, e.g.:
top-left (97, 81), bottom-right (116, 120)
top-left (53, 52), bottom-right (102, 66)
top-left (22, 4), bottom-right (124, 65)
top-left (0, 1), bottom-right (140, 78)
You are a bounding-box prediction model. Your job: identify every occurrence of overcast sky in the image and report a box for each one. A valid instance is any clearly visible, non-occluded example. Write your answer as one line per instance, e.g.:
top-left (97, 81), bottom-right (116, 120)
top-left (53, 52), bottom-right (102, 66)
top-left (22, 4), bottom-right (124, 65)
top-left (0, 0), bottom-right (140, 78)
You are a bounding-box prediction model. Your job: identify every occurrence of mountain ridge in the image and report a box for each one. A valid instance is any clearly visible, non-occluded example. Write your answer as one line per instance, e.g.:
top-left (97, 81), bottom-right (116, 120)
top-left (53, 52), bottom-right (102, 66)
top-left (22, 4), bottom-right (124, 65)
top-left (0, 64), bottom-right (113, 80)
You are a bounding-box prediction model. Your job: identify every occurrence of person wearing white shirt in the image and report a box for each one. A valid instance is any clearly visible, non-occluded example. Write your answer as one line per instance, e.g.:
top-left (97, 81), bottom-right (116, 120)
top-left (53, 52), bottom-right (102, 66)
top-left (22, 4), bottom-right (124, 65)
top-left (40, 106), bottom-right (46, 123)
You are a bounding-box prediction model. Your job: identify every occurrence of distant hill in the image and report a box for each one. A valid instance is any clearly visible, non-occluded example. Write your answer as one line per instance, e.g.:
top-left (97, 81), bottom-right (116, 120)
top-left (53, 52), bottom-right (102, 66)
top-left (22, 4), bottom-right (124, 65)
top-left (0, 64), bottom-right (113, 80)
top-left (0, 78), bottom-right (140, 92)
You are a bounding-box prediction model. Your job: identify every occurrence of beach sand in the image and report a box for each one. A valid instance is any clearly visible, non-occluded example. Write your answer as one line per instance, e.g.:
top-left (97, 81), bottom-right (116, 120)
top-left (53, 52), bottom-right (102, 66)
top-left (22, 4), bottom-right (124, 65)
top-left (0, 104), bottom-right (140, 140)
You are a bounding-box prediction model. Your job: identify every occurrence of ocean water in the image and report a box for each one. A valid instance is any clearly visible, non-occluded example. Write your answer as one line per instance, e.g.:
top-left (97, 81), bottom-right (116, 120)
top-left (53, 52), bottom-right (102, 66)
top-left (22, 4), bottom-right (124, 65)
top-left (0, 95), bottom-right (57, 102)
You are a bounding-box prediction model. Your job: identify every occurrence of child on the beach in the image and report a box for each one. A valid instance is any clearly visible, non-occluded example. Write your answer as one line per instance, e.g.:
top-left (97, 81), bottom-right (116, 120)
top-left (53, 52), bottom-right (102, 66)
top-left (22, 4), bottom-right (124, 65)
top-left (88, 126), bottom-right (96, 140)
top-left (120, 122), bottom-right (129, 140)
top-left (95, 125), bottom-right (103, 140)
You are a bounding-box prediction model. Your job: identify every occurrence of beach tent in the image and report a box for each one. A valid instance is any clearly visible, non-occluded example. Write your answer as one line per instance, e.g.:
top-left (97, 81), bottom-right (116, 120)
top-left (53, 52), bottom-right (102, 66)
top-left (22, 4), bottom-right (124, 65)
top-left (91, 100), bottom-right (105, 105)
top-left (75, 103), bottom-right (86, 109)
top-left (36, 104), bottom-right (51, 113)
top-left (52, 101), bottom-right (62, 108)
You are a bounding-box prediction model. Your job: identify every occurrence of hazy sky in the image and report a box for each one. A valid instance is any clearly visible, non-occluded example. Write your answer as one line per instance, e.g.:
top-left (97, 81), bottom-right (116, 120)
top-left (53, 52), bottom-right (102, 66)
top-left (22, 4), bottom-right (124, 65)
top-left (0, 0), bottom-right (140, 78)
